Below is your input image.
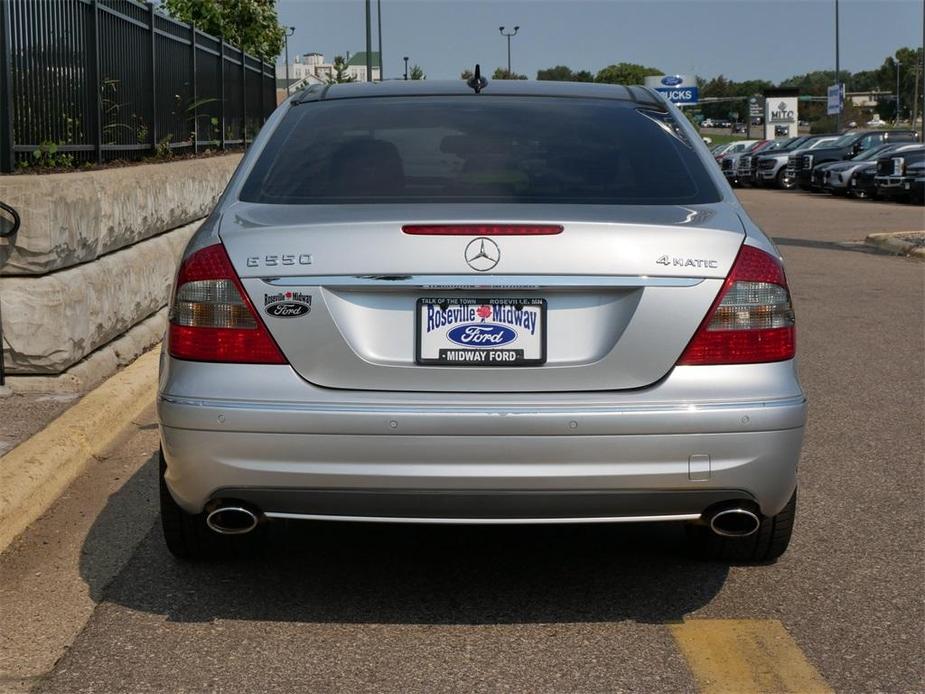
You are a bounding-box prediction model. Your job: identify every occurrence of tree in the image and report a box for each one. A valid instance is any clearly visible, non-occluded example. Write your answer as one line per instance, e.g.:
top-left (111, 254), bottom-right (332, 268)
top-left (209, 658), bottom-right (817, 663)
top-left (594, 62), bottom-right (662, 85)
top-left (409, 65), bottom-right (426, 80)
top-left (163, 0), bottom-right (285, 61)
top-left (327, 55), bottom-right (355, 84)
top-left (535, 65), bottom-right (594, 82)
top-left (536, 65), bottom-right (574, 81)
top-left (492, 67), bottom-right (527, 80)
top-left (877, 47), bottom-right (924, 122)
top-left (698, 74), bottom-right (773, 120)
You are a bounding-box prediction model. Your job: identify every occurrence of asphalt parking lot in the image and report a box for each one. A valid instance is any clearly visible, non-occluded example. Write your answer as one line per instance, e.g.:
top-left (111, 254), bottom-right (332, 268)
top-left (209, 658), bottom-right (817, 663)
top-left (0, 188), bottom-right (922, 693)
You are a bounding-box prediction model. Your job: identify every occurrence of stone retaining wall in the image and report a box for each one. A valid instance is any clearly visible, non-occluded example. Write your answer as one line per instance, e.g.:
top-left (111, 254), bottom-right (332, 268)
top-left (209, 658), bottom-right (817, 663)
top-left (0, 155), bottom-right (241, 384)
top-left (0, 155), bottom-right (240, 275)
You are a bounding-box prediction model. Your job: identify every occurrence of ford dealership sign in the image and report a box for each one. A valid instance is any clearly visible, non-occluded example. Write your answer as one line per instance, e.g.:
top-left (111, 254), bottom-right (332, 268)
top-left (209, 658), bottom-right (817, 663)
top-left (645, 74), bottom-right (699, 105)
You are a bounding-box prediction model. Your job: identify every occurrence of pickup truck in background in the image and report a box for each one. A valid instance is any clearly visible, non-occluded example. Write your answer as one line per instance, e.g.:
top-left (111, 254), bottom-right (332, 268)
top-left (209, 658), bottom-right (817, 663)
top-left (793, 130), bottom-right (919, 191)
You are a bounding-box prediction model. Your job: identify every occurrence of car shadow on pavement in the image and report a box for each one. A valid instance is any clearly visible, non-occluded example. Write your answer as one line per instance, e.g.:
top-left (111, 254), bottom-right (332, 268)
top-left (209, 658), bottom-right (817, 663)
top-left (80, 456), bottom-right (730, 627)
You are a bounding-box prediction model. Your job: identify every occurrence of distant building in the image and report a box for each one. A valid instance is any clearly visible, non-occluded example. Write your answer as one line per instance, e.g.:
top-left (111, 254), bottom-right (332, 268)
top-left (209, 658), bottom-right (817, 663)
top-left (846, 90), bottom-right (891, 108)
top-left (275, 51), bottom-right (381, 101)
top-left (343, 52), bottom-right (381, 83)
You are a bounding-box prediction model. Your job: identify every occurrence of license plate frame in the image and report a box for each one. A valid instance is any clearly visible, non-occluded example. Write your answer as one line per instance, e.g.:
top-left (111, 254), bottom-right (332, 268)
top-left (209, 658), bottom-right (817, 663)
top-left (415, 297), bottom-right (547, 367)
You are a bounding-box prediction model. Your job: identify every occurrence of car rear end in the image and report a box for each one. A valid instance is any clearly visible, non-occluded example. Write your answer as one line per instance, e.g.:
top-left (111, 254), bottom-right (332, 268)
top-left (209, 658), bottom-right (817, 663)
top-left (158, 81), bottom-right (805, 562)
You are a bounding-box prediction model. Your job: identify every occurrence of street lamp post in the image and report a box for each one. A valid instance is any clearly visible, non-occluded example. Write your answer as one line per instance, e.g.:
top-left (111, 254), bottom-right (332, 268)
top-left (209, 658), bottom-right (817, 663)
top-left (834, 0), bottom-right (840, 131)
top-left (895, 60), bottom-right (901, 124)
top-left (498, 25), bottom-right (519, 75)
top-left (403, 56), bottom-right (409, 80)
top-left (365, 0), bottom-right (373, 82)
top-left (377, 0), bottom-right (383, 81)
top-left (284, 26), bottom-right (295, 95)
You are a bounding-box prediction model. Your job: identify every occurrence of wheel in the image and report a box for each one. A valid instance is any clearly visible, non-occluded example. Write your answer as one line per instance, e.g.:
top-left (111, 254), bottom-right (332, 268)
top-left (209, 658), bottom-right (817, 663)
top-left (159, 448), bottom-right (260, 560)
top-left (687, 490), bottom-right (796, 563)
top-left (776, 168), bottom-right (795, 190)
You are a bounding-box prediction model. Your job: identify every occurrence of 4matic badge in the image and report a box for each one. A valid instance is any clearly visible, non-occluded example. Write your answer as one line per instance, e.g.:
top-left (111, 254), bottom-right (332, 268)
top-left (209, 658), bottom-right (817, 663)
top-left (264, 291), bottom-right (311, 318)
top-left (656, 255), bottom-right (719, 269)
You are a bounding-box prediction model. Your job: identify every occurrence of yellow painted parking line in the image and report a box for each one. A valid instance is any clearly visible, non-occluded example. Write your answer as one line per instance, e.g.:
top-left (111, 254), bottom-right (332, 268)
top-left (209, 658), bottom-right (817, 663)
top-left (671, 619), bottom-right (832, 694)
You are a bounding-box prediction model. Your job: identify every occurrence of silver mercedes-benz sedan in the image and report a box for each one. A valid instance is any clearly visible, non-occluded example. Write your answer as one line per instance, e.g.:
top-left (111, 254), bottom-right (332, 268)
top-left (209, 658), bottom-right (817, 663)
top-left (158, 78), bottom-right (805, 562)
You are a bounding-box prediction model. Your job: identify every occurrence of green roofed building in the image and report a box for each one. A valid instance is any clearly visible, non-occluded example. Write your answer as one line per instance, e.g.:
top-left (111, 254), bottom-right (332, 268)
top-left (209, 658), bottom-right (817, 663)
top-left (345, 52), bottom-right (381, 82)
top-left (276, 51), bottom-right (381, 88)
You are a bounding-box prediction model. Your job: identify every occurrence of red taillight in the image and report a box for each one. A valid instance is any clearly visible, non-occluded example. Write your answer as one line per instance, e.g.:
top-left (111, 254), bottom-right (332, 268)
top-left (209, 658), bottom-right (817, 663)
top-left (402, 224), bottom-right (563, 236)
top-left (677, 245), bottom-right (795, 365)
top-left (168, 244), bottom-right (287, 364)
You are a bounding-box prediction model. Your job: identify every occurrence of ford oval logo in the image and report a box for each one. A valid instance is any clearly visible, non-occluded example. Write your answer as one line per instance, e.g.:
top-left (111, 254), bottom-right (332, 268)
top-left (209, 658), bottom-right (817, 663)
top-left (661, 75), bottom-right (683, 86)
top-left (265, 301), bottom-right (311, 318)
top-left (447, 323), bottom-right (517, 347)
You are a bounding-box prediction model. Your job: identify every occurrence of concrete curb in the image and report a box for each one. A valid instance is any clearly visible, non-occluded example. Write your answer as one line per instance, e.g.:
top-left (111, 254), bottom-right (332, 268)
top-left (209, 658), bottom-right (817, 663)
top-left (0, 348), bottom-right (159, 554)
top-left (865, 232), bottom-right (925, 259)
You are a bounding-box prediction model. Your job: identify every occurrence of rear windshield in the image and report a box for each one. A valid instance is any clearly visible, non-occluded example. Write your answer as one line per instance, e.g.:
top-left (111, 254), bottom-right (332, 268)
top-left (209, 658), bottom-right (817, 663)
top-left (240, 96), bottom-right (721, 205)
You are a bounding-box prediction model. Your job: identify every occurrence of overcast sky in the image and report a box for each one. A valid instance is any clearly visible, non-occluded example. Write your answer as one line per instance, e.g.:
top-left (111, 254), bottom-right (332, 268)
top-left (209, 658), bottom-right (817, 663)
top-left (276, 0), bottom-right (923, 82)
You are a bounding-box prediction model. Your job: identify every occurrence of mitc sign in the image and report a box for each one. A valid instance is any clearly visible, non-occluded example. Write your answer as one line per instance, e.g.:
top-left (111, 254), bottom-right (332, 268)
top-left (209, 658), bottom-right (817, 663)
top-left (762, 89), bottom-right (800, 139)
top-left (645, 74), bottom-right (699, 106)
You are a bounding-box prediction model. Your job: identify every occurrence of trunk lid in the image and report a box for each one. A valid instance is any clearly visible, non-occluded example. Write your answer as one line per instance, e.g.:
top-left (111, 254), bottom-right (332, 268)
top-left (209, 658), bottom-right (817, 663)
top-left (221, 202), bottom-right (744, 392)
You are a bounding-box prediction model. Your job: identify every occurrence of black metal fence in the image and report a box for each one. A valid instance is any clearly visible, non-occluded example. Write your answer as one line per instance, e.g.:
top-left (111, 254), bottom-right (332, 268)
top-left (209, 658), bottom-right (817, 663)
top-left (0, 0), bottom-right (277, 172)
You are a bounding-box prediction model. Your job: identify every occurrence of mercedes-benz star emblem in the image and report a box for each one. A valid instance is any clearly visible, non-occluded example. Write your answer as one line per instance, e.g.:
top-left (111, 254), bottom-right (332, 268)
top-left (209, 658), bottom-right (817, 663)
top-left (464, 237), bottom-right (500, 272)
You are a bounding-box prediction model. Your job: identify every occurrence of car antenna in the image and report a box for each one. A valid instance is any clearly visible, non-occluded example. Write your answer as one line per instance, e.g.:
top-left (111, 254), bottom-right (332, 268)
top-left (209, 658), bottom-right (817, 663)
top-left (467, 64), bottom-right (488, 94)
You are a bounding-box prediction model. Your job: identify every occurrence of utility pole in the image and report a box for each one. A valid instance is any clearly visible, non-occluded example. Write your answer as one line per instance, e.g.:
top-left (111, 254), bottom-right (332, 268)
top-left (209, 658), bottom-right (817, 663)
top-left (377, 0), bottom-right (383, 81)
top-left (365, 0), bottom-right (372, 82)
top-left (283, 26), bottom-right (295, 95)
top-left (834, 0), bottom-right (840, 131)
top-left (498, 25), bottom-right (519, 75)
top-left (895, 60), bottom-right (901, 124)
top-left (403, 56), bottom-right (409, 80)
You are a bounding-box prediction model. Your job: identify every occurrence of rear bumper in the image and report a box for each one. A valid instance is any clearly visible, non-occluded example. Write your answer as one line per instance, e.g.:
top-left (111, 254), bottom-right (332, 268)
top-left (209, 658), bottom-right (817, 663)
top-left (158, 358), bottom-right (806, 520)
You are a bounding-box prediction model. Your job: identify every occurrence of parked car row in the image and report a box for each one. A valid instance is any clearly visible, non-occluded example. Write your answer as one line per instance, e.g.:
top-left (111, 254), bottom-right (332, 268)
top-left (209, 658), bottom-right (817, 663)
top-left (711, 130), bottom-right (923, 204)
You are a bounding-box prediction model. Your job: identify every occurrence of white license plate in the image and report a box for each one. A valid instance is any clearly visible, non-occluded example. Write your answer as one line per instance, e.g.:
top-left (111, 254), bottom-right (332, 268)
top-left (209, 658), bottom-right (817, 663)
top-left (416, 298), bottom-right (547, 366)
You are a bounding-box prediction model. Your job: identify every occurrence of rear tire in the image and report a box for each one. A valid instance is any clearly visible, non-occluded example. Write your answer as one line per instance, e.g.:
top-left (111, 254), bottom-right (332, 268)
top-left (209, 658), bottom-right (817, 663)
top-left (159, 448), bottom-right (260, 560)
top-left (688, 490), bottom-right (796, 563)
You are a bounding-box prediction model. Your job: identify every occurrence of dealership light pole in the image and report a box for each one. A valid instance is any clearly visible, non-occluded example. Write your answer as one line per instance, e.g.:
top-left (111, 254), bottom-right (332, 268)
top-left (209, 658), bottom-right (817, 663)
top-left (365, 0), bottom-right (373, 82)
top-left (377, 0), bottom-right (383, 80)
top-left (283, 26), bottom-right (295, 95)
top-left (895, 60), bottom-right (901, 124)
top-left (499, 25), bottom-right (519, 75)
top-left (834, 0), bottom-right (840, 131)
top-left (403, 56), bottom-right (409, 80)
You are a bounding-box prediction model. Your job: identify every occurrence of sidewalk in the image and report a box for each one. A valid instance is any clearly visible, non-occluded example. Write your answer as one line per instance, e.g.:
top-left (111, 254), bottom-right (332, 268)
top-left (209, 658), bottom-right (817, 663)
top-left (0, 392), bottom-right (80, 456)
top-left (0, 348), bottom-right (159, 553)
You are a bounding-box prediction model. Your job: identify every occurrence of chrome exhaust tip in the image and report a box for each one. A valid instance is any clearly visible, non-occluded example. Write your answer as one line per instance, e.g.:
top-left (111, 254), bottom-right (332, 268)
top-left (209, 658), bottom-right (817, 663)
top-left (709, 508), bottom-right (760, 538)
top-left (206, 506), bottom-right (259, 535)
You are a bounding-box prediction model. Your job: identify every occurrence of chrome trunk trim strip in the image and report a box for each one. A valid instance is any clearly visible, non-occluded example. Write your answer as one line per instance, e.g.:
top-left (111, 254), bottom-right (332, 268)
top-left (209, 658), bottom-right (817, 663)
top-left (262, 274), bottom-right (704, 289)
